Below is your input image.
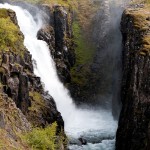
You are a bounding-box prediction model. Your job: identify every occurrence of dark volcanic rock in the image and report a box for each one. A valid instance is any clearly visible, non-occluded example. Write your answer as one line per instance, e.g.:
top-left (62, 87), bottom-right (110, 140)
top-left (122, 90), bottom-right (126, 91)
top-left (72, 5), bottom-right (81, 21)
top-left (78, 137), bottom-right (87, 145)
top-left (37, 5), bottom-right (75, 84)
top-left (116, 7), bottom-right (150, 150)
top-left (0, 9), bottom-right (64, 130)
top-left (0, 0), bottom-right (10, 4)
top-left (18, 73), bottom-right (30, 114)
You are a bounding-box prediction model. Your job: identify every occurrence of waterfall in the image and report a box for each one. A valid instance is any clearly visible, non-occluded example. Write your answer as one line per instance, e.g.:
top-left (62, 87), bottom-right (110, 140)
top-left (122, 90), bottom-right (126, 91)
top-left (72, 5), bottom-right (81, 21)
top-left (91, 0), bottom-right (129, 119)
top-left (0, 3), bottom-right (118, 150)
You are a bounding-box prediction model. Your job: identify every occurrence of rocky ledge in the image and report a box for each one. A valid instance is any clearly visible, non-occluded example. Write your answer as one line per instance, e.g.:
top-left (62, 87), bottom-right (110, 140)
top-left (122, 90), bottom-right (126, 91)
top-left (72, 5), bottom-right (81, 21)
top-left (37, 5), bottom-right (75, 84)
top-left (116, 5), bottom-right (150, 150)
top-left (0, 8), bottom-right (64, 149)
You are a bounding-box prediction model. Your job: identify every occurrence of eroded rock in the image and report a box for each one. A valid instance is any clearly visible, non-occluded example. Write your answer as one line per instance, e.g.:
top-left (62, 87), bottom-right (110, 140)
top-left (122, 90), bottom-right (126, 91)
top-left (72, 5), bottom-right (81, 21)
top-left (0, 8), bottom-right (64, 130)
top-left (116, 6), bottom-right (150, 150)
top-left (37, 5), bottom-right (75, 84)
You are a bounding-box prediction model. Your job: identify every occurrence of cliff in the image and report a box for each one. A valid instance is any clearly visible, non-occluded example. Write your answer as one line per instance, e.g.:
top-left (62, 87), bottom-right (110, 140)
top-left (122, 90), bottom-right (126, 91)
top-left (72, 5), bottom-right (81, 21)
top-left (37, 5), bottom-right (75, 84)
top-left (0, 8), bottom-right (64, 149)
top-left (36, 2), bottom-right (98, 106)
top-left (116, 4), bottom-right (150, 150)
top-left (0, 94), bottom-right (31, 149)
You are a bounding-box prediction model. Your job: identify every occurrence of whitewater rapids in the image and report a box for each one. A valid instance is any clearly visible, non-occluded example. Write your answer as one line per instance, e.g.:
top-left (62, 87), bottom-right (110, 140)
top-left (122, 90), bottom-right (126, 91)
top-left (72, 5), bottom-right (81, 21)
top-left (0, 3), bottom-right (118, 150)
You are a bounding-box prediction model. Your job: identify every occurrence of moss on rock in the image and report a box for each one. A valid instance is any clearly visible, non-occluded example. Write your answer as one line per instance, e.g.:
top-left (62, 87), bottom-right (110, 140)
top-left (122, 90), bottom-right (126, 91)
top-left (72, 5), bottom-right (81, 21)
top-left (0, 94), bottom-right (31, 150)
top-left (0, 9), bottom-right (25, 57)
top-left (70, 21), bottom-right (96, 86)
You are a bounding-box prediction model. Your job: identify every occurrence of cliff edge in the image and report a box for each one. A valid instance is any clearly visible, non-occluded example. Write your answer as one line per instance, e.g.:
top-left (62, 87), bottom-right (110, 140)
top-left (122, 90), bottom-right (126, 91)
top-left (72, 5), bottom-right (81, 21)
top-left (0, 7), bottom-right (65, 150)
top-left (116, 4), bottom-right (150, 150)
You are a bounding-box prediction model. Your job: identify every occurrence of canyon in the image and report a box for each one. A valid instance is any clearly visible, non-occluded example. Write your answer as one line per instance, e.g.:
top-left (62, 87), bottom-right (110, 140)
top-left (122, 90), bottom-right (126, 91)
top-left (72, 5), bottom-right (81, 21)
top-left (0, 0), bottom-right (149, 150)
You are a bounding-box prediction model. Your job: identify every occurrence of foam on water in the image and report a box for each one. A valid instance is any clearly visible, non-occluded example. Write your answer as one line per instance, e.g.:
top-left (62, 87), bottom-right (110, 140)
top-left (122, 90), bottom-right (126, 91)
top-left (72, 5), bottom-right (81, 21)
top-left (0, 3), bottom-right (118, 149)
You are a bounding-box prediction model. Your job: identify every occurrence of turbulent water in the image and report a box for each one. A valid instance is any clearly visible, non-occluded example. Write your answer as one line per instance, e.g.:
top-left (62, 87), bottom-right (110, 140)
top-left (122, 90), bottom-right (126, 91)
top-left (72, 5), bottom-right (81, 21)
top-left (0, 3), bottom-right (119, 150)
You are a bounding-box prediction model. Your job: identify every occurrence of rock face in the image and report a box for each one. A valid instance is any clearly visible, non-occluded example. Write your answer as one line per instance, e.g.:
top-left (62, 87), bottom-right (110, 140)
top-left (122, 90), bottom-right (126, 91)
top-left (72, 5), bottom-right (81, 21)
top-left (0, 9), bottom-right (64, 129)
top-left (0, 94), bottom-right (31, 149)
top-left (116, 6), bottom-right (150, 150)
top-left (37, 5), bottom-right (75, 84)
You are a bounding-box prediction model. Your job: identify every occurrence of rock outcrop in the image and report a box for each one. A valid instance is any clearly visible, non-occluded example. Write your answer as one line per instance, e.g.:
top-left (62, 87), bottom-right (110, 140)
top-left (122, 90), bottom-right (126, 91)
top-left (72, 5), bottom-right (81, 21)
top-left (36, 3), bottom-right (100, 106)
top-left (37, 5), bottom-right (75, 84)
top-left (0, 94), bottom-right (31, 149)
top-left (116, 6), bottom-right (150, 150)
top-left (0, 8), bottom-right (64, 130)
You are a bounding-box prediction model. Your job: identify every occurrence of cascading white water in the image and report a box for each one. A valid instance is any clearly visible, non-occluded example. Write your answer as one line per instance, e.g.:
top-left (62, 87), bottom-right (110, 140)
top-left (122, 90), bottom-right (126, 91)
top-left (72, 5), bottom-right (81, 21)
top-left (0, 3), bottom-right (118, 149)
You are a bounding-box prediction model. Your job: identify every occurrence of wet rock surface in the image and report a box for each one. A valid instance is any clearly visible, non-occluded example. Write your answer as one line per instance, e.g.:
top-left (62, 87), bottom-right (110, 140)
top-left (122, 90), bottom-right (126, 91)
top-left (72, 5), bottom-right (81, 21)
top-left (116, 6), bottom-right (150, 150)
top-left (0, 9), bottom-right (64, 129)
top-left (37, 5), bottom-right (75, 84)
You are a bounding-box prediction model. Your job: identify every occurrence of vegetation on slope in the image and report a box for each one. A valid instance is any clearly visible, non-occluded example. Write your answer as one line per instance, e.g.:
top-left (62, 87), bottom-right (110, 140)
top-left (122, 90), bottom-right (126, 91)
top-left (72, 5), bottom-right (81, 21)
top-left (0, 94), bottom-right (31, 150)
top-left (0, 94), bottom-right (59, 150)
top-left (11, 0), bottom-right (98, 87)
top-left (0, 9), bottom-right (25, 56)
top-left (70, 21), bottom-right (95, 86)
top-left (12, 0), bottom-right (97, 30)
top-left (128, 0), bottom-right (150, 56)
top-left (0, 7), bottom-right (64, 150)
top-left (23, 123), bottom-right (57, 150)
top-left (131, 0), bottom-right (150, 5)
top-left (28, 91), bottom-right (51, 126)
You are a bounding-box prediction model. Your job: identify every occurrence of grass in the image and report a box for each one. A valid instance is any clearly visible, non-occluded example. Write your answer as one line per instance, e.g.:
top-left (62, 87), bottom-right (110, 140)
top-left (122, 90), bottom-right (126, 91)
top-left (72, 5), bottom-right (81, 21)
top-left (0, 94), bottom-right (62, 150)
top-left (27, 91), bottom-right (47, 126)
top-left (128, 1), bottom-right (150, 56)
top-left (0, 9), bottom-right (25, 56)
top-left (29, 92), bottom-right (45, 107)
top-left (23, 123), bottom-right (57, 150)
top-left (10, 0), bottom-right (97, 86)
top-left (28, 91), bottom-right (52, 127)
top-left (0, 8), bottom-right (9, 18)
top-left (146, 0), bottom-right (150, 3)
top-left (70, 21), bottom-right (95, 86)
top-left (0, 94), bottom-right (31, 150)
top-left (73, 21), bottom-right (95, 64)
top-left (12, 0), bottom-right (97, 31)
top-left (0, 129), bottom-right (24, 150)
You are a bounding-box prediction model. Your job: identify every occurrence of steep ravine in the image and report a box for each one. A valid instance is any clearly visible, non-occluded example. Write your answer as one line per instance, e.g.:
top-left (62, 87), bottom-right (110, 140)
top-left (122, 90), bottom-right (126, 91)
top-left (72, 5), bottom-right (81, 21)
top-left (0, 2), bottom-right (118, 150)
top-left (0, 4), bottom-right (65, 150)
top-left (0, 1), bottom-right (149, 150)
top-left (116, 5), bottom-right (150, 150)
top-left (0, 1), bottom-right (119, 150)
top-left (0, 6), bottom-right (64, 129)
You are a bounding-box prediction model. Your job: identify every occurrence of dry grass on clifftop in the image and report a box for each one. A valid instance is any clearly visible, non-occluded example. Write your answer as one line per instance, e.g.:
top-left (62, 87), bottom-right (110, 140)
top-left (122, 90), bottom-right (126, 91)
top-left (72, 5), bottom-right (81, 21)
top-left (127, 3), bottom-right (150, 56)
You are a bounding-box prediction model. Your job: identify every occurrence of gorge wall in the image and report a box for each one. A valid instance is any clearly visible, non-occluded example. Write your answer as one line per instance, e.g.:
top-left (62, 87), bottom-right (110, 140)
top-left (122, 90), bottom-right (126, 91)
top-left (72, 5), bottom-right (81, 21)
top-left (37, 4), bottom-right (75, 84)
top-left (116, 4), bottom-right (150, 150)
top-left (0, 0), bottom-right (150, 149)
top-left (0, 5), bottom-right (65, 149)
top-left (36, 1), bottom-right (150, 149)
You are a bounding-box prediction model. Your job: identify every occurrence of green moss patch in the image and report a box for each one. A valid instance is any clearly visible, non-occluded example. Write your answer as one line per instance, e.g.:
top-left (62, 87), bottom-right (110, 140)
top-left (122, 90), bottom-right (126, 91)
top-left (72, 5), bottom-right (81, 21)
top-left (73, 21), bottom-right (95, 64)
top-left (140, 36), bottom-right (150, 55)
top-left (29, 92), bottom-right (45, 107)
top-left (28, 91), bottom-right (50, 127)
top-left (0, 9), bottom-right (25, 56)
top-left (0, 94), bottom-right (31, 150)
top-left (70, 21), bottom-right (95, 86)
top-left (127, 7), bottom-right (150, 56)
top-left (0, 8), bottom-right (9, 18)
top-left (28, 91), bottom-right (46, 114)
